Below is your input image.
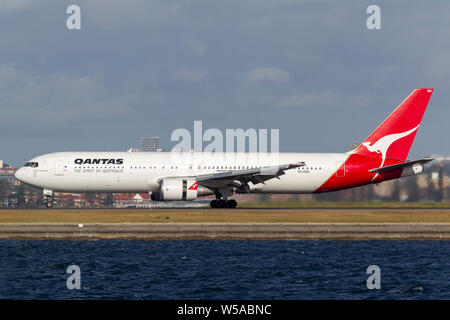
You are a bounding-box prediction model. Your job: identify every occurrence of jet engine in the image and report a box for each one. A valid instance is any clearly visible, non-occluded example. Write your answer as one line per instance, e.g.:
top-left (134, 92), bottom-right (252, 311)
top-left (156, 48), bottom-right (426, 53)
top-left (151, 178), bottom-right (213, 201)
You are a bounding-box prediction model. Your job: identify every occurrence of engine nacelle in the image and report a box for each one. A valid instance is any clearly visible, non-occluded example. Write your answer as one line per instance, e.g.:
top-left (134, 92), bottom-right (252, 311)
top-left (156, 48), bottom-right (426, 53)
top-left (151, 178), bottom-right (213, 201)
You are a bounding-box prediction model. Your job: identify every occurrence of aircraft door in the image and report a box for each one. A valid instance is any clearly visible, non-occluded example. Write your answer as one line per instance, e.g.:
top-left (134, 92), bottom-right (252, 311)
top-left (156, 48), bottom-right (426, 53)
top-left (55, 159), bottom-right (65, 176)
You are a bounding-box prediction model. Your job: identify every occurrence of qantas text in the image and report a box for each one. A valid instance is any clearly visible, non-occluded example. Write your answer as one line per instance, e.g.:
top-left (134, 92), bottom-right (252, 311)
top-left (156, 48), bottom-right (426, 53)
top-left (74, 158), bottom-right (124, 165)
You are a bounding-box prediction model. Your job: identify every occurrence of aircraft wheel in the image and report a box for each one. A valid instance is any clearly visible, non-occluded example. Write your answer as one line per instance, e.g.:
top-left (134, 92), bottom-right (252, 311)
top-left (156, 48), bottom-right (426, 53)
top-left (210, 200), bottom-right (218, 208)
top-left (218, 199), bottom-right (228, 208)
top-left (210, 199), bottom-right (236, 208)
top-left (227, 199), bottom-right (237, 208)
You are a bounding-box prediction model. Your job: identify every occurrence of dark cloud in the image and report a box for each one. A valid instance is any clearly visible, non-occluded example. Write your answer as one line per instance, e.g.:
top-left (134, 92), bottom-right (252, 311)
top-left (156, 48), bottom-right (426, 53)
top-left (1, 0), bottom-right (449, 166)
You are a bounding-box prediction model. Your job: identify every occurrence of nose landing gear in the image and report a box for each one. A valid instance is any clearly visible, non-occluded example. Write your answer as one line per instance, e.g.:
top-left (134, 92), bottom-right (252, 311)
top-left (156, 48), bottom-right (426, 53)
top-left (42, 189), bottom-right (53, 208)
top-left (44, 199), bottom-right (53, 208)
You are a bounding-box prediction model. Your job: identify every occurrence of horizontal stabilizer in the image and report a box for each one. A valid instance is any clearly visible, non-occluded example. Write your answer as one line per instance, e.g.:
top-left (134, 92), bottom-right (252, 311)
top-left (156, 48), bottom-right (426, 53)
top-left (369, 158), bottom-right (433, 174)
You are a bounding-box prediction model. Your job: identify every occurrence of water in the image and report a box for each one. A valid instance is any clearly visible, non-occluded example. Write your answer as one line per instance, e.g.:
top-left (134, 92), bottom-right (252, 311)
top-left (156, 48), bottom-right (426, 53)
top-left (0, 240), bottom-right (448, 299)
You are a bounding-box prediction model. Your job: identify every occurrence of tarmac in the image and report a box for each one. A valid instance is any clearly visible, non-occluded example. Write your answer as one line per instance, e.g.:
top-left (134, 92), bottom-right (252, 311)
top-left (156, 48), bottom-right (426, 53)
top-left (1, 208), bottom-right (450, 240)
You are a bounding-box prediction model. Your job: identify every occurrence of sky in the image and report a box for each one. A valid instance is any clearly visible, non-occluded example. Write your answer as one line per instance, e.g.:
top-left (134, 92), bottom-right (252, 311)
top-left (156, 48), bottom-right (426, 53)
top-left (1, 0), bottom-right (449, 167)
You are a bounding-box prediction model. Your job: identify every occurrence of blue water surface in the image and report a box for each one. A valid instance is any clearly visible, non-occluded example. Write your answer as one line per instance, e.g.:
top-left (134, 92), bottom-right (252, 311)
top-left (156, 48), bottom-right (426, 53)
top-left (0, 240), bottom-right (448, 299)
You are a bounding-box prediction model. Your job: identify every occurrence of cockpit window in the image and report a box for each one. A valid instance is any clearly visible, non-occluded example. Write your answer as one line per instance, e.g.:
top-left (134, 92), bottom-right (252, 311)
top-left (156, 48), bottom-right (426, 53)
top-left (24, 162), bottom-right (39, 168)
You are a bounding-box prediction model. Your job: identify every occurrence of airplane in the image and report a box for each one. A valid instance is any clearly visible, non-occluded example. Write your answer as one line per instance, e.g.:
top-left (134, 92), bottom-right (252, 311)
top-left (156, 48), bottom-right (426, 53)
top-left (15, 88), bottom-right (434, 208)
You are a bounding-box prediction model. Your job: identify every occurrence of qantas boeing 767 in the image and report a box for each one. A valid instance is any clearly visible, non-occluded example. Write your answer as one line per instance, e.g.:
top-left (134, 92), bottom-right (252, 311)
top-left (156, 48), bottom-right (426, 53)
top-left (15, 88), bottom-right (434, 208)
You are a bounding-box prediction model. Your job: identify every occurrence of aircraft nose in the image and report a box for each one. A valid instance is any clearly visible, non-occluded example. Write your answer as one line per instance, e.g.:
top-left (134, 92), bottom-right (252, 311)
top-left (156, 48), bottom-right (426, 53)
top-left (14, 168), bottom-right (26, 182)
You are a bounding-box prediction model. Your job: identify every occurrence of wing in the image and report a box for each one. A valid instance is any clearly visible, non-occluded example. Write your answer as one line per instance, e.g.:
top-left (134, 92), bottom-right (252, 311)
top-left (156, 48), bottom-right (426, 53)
top-left (195, 162), bottom-right (305, 191)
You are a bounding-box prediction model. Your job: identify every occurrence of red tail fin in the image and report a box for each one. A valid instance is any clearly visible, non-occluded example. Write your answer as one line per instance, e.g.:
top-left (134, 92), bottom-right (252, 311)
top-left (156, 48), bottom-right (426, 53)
top-left (353, 88), bottom-right (433, 163)
top-left (315, 89), bottom-right (433, 193)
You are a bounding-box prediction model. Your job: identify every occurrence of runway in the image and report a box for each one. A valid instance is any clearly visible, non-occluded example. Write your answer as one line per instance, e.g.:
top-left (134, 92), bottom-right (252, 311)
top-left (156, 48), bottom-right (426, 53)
top-left (0, 208), bottom-right (450, 240)
top-left (1, 222), bottom-right (450, 240)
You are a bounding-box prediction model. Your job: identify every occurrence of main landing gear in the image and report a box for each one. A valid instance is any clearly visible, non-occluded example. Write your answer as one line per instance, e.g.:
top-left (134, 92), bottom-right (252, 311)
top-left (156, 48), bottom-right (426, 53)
top-left (210, 198), bottom-right (237, 208)
top-left (210, 190), bottom-right (237, 208)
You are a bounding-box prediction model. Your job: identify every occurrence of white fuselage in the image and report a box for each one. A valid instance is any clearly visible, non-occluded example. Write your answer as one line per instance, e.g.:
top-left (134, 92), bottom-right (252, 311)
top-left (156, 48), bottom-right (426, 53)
top-left (15, 151), bottom-right (349, 194)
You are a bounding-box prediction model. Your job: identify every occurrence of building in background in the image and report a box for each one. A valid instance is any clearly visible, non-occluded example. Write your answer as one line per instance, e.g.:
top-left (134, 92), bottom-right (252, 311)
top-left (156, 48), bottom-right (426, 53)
top-left (114, 193), bottom-right (150, 208)
top-left (140, 136), bottom-right (160, 152)
top-left (0, 161), bottom-right (19, 186)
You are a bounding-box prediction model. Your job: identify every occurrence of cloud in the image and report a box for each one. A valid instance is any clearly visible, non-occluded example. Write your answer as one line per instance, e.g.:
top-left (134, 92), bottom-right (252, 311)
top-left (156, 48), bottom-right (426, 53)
top-left (175, 69), bottom-right (207, 83)
top-left (371, 65), bottom-right (397, 86)
top-left (0, 0), bottom-right (35, 14)
top-left (245, 67), bottom-right (290, 84)
top-left (80, 0), bottom-right (182, 29)
top-left (274, 91), bottom-right (371, 109)
top-left (185, 37), bottom-right (207, 55)
top-left (425, 55), bottom-right (450, 78)
top-left (0, 65), bottom-right (136, 127)
top-left (275, 91), bottom-right (337, 108)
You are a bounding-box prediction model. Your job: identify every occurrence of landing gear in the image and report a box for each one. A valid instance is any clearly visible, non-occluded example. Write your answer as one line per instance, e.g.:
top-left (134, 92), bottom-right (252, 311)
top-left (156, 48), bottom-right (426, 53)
top-left (210, 190), bottom-right (237, 208)
top-left (42, 189), bottom-right (53, 209)
top-left (210, 199), bottom-right (237, 208)
top-left (227, 199), bottom-right (237, 208)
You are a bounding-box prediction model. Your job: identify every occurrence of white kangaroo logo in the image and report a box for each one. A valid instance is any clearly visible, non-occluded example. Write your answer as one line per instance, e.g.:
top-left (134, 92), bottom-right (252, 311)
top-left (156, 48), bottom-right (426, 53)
top-left (361, 124), bottom-right (420, 180)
